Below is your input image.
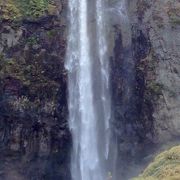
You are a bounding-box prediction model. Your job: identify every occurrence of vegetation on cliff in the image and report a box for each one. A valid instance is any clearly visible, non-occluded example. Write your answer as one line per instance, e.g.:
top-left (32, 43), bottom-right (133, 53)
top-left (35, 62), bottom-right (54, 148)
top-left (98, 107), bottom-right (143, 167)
top-left (133, 145), bottom-right (180, 180)
top-left (0, 2), bottom-right (70, 178)
top-left (0, 0), bottom-right (66, 116)
top-left (0, 0), bottom-right (57, 20)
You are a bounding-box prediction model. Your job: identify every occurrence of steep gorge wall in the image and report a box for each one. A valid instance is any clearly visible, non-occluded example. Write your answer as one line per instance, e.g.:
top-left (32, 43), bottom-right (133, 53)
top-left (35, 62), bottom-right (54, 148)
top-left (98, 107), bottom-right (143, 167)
top-left (129, 0), bottom-right (180, 143)
top-left (0, 1), bottom-right (71, 179)
top-left (0, 0), bottom-right (179, 179)
top-left (110, 0), bottom-right (180, 178)
top-left (112, 0), bottom-right (180, 147)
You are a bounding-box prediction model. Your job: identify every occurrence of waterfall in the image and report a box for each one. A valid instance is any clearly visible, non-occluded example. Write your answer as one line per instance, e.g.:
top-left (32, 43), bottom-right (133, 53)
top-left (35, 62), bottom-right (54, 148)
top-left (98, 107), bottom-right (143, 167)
top-left (96, 0), bottom-right (111, 160)
top-left (65, 0), bottom-right (111, 180)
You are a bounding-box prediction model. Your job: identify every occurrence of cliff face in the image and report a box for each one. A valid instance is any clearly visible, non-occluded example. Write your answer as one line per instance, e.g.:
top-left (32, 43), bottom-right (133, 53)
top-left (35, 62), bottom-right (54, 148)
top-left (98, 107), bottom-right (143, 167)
top-left (143, 0), bottom-right (180, 168)
top-left (0, 0), bottom-right (179, 179)
top-left (112, 0), bottom-right (180, 146)
top-left (130, 0), bottom-right (180, 143)
top-left (110, 0), bottom-right (180, 178)
top-left (0, 1), bottom-right (71, 180)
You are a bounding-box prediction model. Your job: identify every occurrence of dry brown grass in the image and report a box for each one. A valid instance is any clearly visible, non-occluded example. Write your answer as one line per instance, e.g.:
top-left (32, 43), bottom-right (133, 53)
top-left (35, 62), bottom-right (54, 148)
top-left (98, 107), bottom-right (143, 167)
top-left (132, 145), bottom-right (180, 180)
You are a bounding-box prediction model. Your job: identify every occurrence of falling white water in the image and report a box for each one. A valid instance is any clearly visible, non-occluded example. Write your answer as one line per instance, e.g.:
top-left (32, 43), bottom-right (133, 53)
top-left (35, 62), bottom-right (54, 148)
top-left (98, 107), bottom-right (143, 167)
top-left (65, 0), bottom-right (111, 180)
top-left (96, 0), bottom-right (111, 159)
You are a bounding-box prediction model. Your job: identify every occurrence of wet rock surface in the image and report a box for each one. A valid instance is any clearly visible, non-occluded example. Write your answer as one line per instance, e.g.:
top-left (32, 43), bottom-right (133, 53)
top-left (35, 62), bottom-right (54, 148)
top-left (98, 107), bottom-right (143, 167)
top-left (110, 0), bottom-right (180, 178)
top-left (0, 1), bottom-right (71, 180)
top-left (0, 0), bottom-right (179, 179)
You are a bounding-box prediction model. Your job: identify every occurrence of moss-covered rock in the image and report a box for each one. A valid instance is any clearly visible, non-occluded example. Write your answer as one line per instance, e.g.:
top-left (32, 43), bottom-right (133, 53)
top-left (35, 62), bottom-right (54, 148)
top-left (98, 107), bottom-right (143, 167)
top-left (167, 1), bottom-right (180, 26)
top-left (132, 146), bottom-right (180, 180)
top-left (0, 53), bottom-right (59, 100)
top-left (0, 0), bottom-right (22, 20)
top-left (0, 0), bottom-right (58, 20)
top-left (0, 4), bottom-right (70, 178)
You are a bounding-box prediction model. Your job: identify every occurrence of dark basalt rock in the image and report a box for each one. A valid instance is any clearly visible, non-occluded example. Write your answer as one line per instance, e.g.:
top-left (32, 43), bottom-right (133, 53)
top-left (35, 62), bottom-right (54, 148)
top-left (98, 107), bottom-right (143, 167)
top-left (0, 0), bottom-right (179, 179)
top-left (110, 21), bottom-right (155, 179)
top-left (0, 1), bottom-right (71, 179)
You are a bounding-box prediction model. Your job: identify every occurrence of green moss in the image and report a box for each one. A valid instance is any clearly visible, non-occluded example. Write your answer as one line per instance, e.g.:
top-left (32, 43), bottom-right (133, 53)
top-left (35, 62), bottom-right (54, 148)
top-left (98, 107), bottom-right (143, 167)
top-left (0, 0), bottom-right (57, 20)
top-left (47, 30), bottom-right (58, 38)
top-left (133, 177), bottom-right (157, 180)
top-left (132, 146), bottom-right (180, 180)
top-left (147, 82), bottom-right (164, 95)
top-left (170, 18), bottom-right (180, 26)
top-left (26, 36), bottom-right (39, 46)
top-left (17, 0), bottom-right (49, 18)
top-left (167, 5), bottom-right (180, 27)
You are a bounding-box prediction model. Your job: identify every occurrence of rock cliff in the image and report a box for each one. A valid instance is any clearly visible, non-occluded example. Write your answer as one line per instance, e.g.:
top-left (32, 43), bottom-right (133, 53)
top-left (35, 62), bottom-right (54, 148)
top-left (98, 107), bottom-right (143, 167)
top-left (110, 0), bottom-right (180, 178)
top-left (0, 0), bottom-right (179, 179)
top-left (0, 0), bottom-right (71, 179)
